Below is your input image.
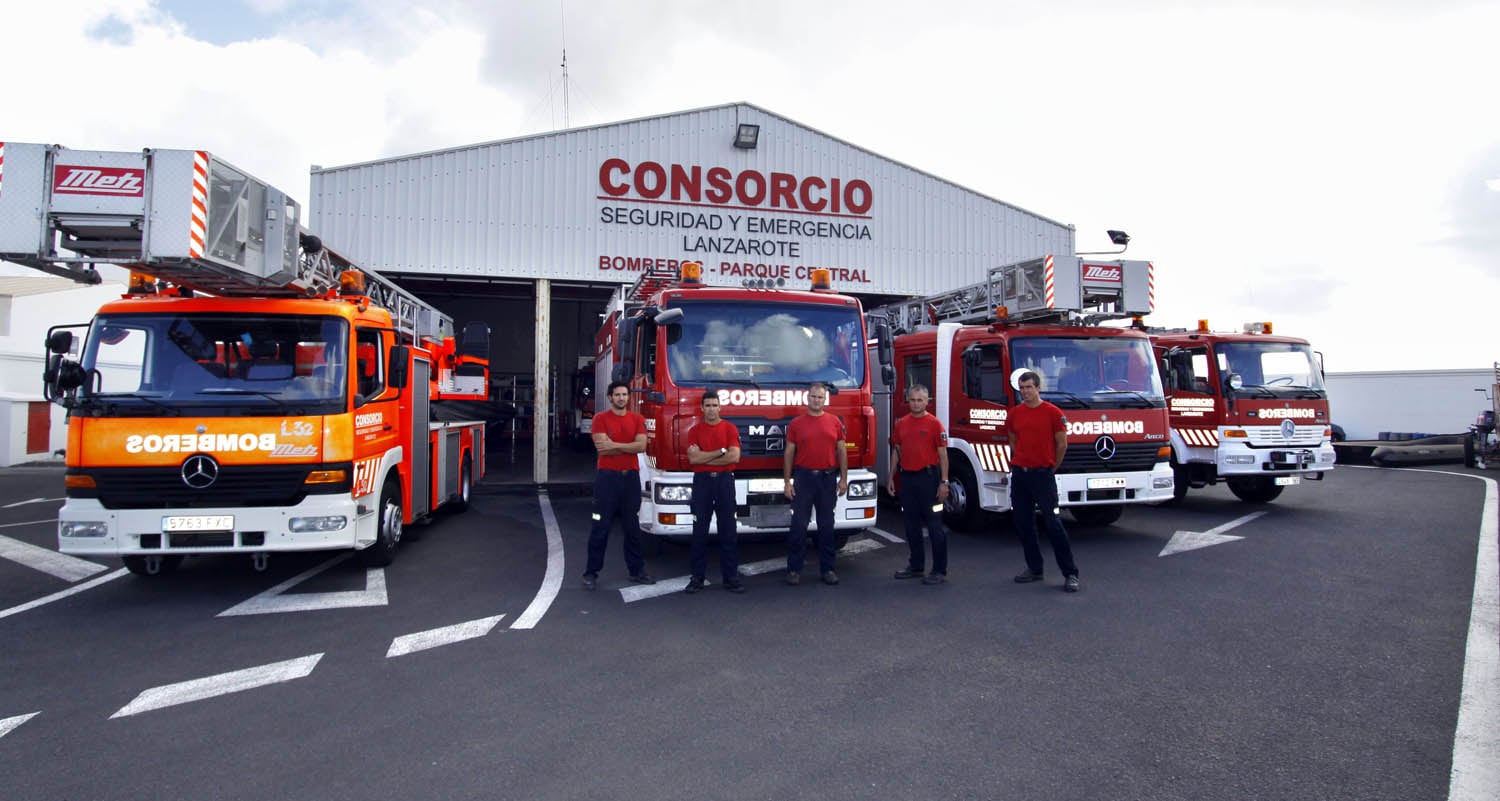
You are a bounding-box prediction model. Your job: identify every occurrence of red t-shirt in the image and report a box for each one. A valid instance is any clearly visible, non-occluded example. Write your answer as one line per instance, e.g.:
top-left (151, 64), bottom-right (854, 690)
top-left (1007, 401), bottom-right (1067, 469)
top-left (891, 413), bottom-right (947, 471)
top-left (688, 420), bottom-right (741, 473)
top-left (788, 413), bottom-right (845, 470)
top-left (594, 410), bottom-right (647, 470)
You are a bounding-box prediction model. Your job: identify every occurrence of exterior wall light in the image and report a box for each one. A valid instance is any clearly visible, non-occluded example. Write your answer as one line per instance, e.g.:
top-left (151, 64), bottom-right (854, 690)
top-left (733, 123), bottom-right (760, 149)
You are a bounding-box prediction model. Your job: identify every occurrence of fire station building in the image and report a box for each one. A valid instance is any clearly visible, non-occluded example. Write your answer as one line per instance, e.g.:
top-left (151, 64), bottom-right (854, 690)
top-left (307, 102), bottom-right (1075, 483)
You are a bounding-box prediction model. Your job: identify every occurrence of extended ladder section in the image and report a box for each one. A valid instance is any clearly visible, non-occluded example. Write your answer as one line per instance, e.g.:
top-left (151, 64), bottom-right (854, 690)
top-left (869, 255), bottom-right (1155, 331)
top-left (0, 142), bottom-right (450, 345)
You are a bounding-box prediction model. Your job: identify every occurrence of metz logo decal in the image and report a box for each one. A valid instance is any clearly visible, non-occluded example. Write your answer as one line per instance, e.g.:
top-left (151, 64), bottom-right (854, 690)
top-left (1082, 264), bottom-right (1122, 283)
top-left (53, 165), bottom-right (145, 197)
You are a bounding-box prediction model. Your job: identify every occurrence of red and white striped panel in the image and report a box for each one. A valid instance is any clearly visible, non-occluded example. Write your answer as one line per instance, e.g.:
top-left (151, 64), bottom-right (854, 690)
top-left (1179, 428), bottom-right (1220, 448)
top-left (972, 443), bottom-right (1012, 473)
top-left (1146, 262), bottom-right (1156, 312)
top-left (188, 151), bottom-right (209, 258)
top-left (1043, 255), bottom-right (1056, 308)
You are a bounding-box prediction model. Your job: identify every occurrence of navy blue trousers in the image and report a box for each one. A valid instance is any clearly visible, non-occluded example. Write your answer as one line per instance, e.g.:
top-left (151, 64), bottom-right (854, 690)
top-left (690, 471), bottom-right (739, 582)
top-left (787, 467), bottom-right (838, 574)
top-left (899, 466), bottom-right (948, 575)
top-left (1010, 467), bottom-right (1077, 577)
top-left (585, 469), bottom-right (645, 577)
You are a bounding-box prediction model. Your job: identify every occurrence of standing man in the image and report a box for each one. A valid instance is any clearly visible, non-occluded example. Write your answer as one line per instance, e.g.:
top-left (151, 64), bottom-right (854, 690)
top-left (887, 383), bottom-right (950, 584)
top-left (582, 381), bottom-right (656, 590)
top-left (685, 390), bottom-right (745, 594)
top-left (1008, 371), bottom-right (1080, 592)
top-left (784, 382), bottom-right (847, 586)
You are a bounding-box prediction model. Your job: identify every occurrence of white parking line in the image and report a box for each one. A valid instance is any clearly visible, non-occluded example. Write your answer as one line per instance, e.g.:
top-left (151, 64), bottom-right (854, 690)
top-left (869, 527), bottom-right (904, 544)
top-left (217, 554), bottom-right (386, 617)
top-left (1, 497), bottom-right (64, 509)
top-left (110, 654), bottom-right (324, 719)
top-left (0, 527), bottom-right (110, 582)
top-left (510, 493), bottom-right (564, 630)
top-left (621, 537), bottom-right (886, 603)
top-left (0, 712), bottom-right (39, 739)
top-left (387, 615), bottom-right (506, 658)
top-left (0, 567), bottom-right (128, 621)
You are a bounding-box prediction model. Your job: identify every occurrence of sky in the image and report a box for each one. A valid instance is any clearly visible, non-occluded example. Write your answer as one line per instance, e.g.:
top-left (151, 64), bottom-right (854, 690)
top-left (2, 0), bottom-right (1496, 372)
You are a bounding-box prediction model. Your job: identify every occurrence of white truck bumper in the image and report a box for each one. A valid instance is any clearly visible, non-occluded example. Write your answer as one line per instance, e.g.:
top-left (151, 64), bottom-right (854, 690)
top-left (57, 494), bottom-right (367, 556)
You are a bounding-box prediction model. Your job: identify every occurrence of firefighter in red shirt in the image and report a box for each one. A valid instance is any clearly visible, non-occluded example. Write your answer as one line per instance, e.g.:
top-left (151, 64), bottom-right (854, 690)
top-left (684, 390), bottom-right (744, 594)
top-left (582, 381), bottom-right (656, 590)
top-left (887, 383), bottom-right (950, 584)
top-left (1007, 370), bottom-right (1081, 593)
top-left (783, 382), bottom-right (847, 586)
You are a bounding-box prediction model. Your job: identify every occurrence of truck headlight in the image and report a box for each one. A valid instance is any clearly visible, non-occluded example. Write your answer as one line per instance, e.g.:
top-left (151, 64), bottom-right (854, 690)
top-left (60, 521), bottom-right (108, 538)
top-left (1153, 476), bottom-right (1174, 489)
top-left (655, 484), bottom-right (692, 504)
top-left (288, 516), bottom-right (348, 533)
top-left (846, 479), bottom-right (877, 499)
top-left (1226, 455), bottom-right (1256, 465)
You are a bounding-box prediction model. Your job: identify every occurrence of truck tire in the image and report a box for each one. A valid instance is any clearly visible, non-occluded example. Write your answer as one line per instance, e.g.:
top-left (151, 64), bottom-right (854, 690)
top-left (122, 554), bottom-right (182, 577)
top-left (636, 530), bottom-right (662, 557)
top-left (1464, 435), bottom-right (1477, 468)
top-left (1226, 476), bottom-right (1283, 504)
top-left (451, 454), bottom-right (473, 512)
top-left (358, 477), bottom-right (403, 567)
top-left (942, 458), bottom-right (984, 532)
top-left (834, 531), bottom-right (851, 551)
top-left (1068, 504), bottom-right (1124, 526)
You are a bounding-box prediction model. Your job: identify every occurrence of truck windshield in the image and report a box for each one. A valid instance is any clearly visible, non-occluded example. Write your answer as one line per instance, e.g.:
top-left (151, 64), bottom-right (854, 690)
top-left (1217, 341), bottom-right (1325, 395)
top-left (665, 300), bottom-right (866, 389)
top-left (1010, 336), bottom-right (1164, 409)
top-left (76, 313), bottom-right (349, 417)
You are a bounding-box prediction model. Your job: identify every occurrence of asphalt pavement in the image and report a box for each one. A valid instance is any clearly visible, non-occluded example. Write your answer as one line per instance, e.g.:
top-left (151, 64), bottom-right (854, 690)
top-left (0, 464), bottom-right (1492, 801)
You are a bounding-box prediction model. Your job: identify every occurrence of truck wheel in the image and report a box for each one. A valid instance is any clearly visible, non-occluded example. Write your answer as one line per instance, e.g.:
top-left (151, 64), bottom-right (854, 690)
top-left (636, 530), bottom-right (662, 557)
top-left (1170, 464), bottom-right (1191, 503)
top-left (451, 455), bottom-right (473, 512)
top-left (834, 531), bottom-right (851, 550)
top-left (942, 459), bottom-right (983, 532)
top-left (1069, 504), bottom-right (1124, 526)
top-left (358, 477), bottom-right (403, 567)
top-left (1464, 436), bottom-right (1477, 468)
top-left (1226, 476), bottom-right (1283, 504)
top-left (122, 555), bottom-right (183, 576)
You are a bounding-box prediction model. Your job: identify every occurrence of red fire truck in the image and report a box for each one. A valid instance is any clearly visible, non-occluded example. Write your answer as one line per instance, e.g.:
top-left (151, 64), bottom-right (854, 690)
top-left (0, 141), bottom-right (490, 575)
top-left (595, 262), bottom-right (883, 552)
top-left (1151, 321), bottom-right (1335, 502)
top-left (868, 255), bottom-right (1175, 529)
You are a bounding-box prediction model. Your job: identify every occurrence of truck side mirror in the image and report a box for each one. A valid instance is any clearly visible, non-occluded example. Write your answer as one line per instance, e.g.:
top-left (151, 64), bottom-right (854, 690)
top-left (47, 330), bottom-right (74, 355)
top-left (874, 321), bottom-right (894, 368)
top-left (882, 365), bottom-right (895, 387)
top-left (389, 345), bottom-right (410, 389)
top-left (962, 348), bottom-right (982, 398)
top-left (459, 322), bottom-right (490, 361)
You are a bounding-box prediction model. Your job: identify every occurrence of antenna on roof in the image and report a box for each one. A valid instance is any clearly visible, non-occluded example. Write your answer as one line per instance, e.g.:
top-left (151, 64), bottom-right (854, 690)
top-left (560, 0), bottom-right (570, 128)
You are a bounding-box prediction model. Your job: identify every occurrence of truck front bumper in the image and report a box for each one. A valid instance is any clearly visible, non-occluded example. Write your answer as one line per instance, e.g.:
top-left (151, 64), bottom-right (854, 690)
top-left (57, 494), bottom-right (367, 556)
top-left (640, 469), bottom-right (879, 540)
top-left (1056, 461), bottom-right (1176, 505)
top-left (1216, 441), bottom-right (1337, 478)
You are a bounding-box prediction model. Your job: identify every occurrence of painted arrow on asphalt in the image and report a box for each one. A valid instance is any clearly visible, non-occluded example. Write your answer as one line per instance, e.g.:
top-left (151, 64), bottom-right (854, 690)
top-left (0, 712), bottom-right (39, 740)
top-left (217, 554), bottom-right (387, 617)
top-left (1159, 511), bottom-right (1267, 557)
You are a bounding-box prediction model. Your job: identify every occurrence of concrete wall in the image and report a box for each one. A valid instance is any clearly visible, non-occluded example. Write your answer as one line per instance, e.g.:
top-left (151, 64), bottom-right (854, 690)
top-left (1324, 368), bottom-right (1495, 440)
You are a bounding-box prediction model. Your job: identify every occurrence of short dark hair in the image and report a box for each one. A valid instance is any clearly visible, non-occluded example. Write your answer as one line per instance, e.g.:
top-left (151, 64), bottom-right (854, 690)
top-left (906, 383), bottom-right (930, 399)
top-left (807, 381), bottom-right (828, 395)
top-left (701, 389), bottom-right (722, 406)
top-left (607, 380), bottom-right (630, 395)
top-left (1018, 371), bottom-right (1041, 388)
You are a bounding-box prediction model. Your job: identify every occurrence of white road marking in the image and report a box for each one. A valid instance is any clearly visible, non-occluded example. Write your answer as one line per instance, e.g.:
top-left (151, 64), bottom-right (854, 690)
top-left (217, 554), bottom-right (386, 617)
top-left (869, 527), bottom-right (904, 543)
top-left (0, 531), bottom-right (110, 581)
top-left (0, 568), bottom-right (128, 620)
top-left (110, 654), bottom-right (323, 719)
top-left (0, 712), bottom-right (39, 739)
top-left (2, 497), bottom-right (63, 509)
top-left (621, 537), bottom-right (886, 603)
top-left (1158, 511), bottom-right (1266, 557)
top-left (387, 615), bottom-right (506, 658)
top-left (510, 493), bottom-right (564, 630)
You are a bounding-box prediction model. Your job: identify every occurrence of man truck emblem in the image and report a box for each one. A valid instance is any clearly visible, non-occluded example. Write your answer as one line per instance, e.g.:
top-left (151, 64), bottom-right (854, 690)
top-left (1094, 435), bottom-right (1117, 460)
top-left (1281, 419), bottom-right (1296, 439)
top-left (181, 454), bottom-right (219, 489)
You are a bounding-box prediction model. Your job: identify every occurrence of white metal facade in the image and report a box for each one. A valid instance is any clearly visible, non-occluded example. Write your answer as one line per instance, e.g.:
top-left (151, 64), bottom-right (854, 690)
top-left (308, 103), bottom-right (1074, 296)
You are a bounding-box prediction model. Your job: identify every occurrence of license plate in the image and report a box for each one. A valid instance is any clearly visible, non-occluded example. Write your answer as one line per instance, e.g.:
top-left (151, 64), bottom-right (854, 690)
top-left (1274, 476), bottom-right (1301, 486)
top-left (162, 515), bottom-right (234, 533)
top-left (747, 478), bottom-right (786, 493)
top-left (1086, 477), bottom-right (1128, 490)
top-left (750, 505), bottom-right (792, 528)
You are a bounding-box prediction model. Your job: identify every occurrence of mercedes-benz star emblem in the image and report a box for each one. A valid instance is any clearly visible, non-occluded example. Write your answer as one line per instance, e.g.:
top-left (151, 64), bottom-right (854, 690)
top-left (1094, 435), bottom-right (1117, 460)
top-left (1281, 419), bottom-right (1296, 439)
top-left (181, 454), bottom-right (219, 489)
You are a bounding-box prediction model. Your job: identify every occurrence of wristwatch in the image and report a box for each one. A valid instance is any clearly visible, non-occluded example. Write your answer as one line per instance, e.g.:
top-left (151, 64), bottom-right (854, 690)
top-left (719, 447), bottom-right (727, 456)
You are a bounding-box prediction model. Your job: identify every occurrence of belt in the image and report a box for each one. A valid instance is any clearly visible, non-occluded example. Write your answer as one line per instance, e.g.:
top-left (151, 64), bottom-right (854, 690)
top-left (798, 467), bottom-right (839, 476)
top-left (1012, 466), bottom-right (1053, 473)
top-left (900, 466), bottom-right (938, 474)
top-left (598, 468), bottom-right (639, 475)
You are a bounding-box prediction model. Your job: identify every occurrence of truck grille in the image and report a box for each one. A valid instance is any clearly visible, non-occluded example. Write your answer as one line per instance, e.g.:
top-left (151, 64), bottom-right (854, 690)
top-left (71, 464), bottom-right (346, 510)
top-left (1058, 442), bottom-right (1165, 474)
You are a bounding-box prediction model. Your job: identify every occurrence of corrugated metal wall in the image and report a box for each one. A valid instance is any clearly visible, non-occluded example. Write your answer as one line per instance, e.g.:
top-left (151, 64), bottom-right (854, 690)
top-left (308, 103), bottom-right (1074, 297)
